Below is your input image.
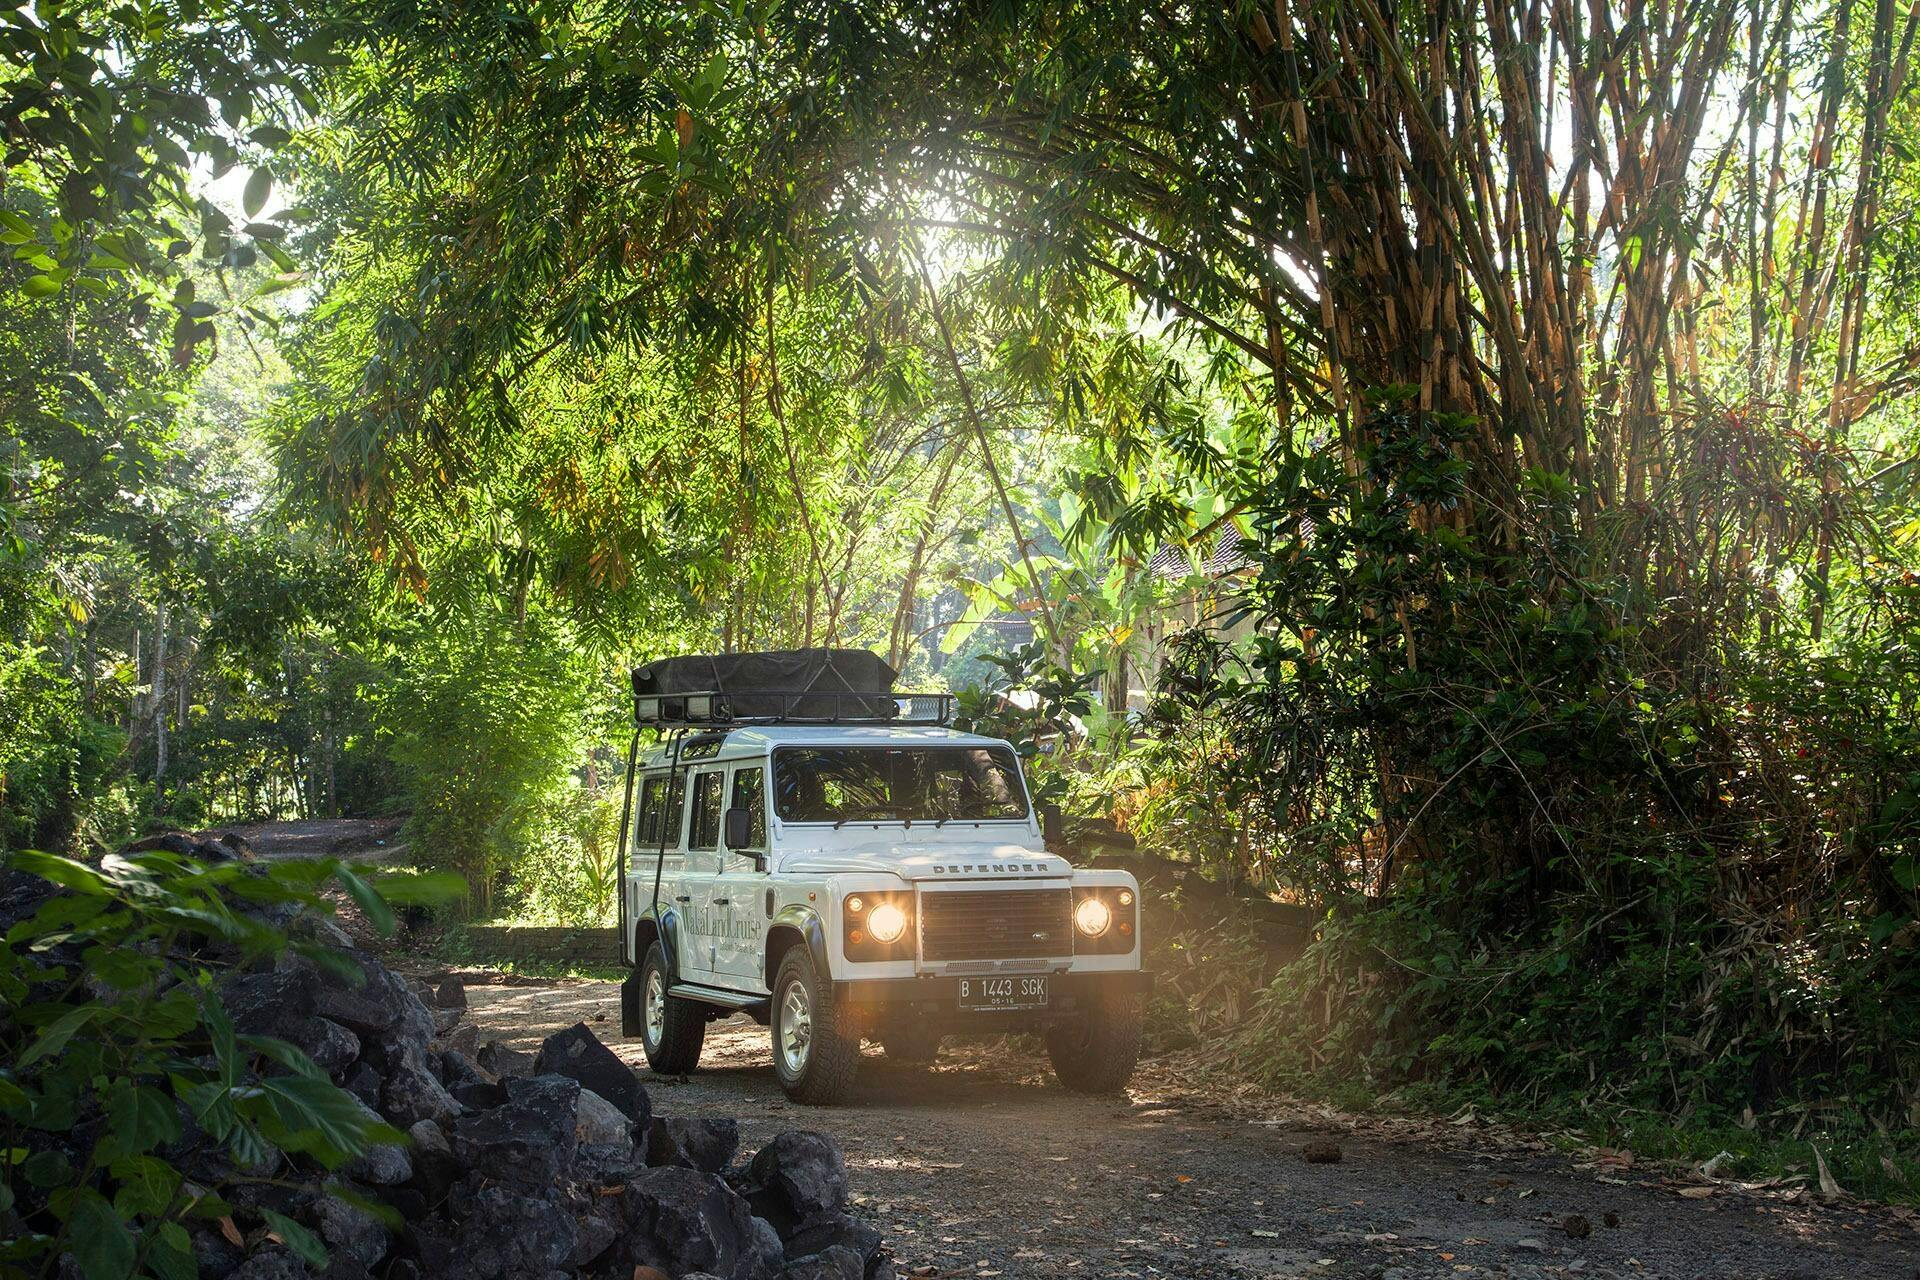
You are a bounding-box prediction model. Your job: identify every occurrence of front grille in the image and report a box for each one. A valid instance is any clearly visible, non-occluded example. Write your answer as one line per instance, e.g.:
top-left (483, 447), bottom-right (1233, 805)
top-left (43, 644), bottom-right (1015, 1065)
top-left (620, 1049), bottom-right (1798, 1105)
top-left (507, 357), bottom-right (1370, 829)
top-left (919, 888), bottom-right (1072, 961)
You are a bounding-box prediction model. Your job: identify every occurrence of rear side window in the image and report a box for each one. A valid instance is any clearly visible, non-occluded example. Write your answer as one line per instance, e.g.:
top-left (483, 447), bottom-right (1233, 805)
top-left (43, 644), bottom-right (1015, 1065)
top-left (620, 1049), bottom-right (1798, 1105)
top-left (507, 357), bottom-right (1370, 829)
top-left (730, 766), bottom-right (767, 849)
top-left (688, 770), bottom-right (724, 850)
top-left (636, 773), bottom-right (685, 847)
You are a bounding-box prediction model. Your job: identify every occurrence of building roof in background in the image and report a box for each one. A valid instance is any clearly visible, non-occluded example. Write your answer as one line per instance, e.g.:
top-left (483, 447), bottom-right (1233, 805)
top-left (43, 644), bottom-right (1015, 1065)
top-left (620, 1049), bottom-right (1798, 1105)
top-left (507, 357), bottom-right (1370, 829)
top-left (1146, 525), bottom-right (1256, 580)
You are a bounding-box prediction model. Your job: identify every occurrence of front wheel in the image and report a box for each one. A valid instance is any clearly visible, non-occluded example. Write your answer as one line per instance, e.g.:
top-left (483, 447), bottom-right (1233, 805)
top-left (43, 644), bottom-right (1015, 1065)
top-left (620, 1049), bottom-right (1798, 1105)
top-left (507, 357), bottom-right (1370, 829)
top-left (1045, 990), bottom-right (1143, 1094)
top-left (637, 941), bottom-right (706, 1075)
top-left (770, 948), bottom-right (860, 1105)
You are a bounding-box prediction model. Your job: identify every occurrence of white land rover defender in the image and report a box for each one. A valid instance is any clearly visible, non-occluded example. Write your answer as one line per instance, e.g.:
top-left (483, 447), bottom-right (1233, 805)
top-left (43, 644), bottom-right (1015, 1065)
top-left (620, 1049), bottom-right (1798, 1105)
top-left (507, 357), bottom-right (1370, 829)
top-left (614, 650), bottom-right (1151, 1105)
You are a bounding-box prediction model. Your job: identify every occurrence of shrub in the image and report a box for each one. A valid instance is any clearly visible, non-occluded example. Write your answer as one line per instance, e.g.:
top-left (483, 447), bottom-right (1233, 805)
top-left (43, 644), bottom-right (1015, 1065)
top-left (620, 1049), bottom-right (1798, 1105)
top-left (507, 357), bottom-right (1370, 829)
top-left (383, 614), bottom-right (593, 917)
top-left (0, 845), bottom-right (459, 1278)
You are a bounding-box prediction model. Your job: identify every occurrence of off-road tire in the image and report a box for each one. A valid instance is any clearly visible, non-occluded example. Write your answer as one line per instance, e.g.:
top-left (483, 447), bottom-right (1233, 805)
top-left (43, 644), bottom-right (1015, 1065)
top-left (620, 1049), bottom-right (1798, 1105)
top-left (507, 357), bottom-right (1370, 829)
top-left (878, 1019), bottom-right (942, 1064)
top-left (1045, 990), bottom-right (1144, 1094)
top-left (637, 941), bottom-right (706, 1075)
top-left (771, 947), bottom-right (861, 1104)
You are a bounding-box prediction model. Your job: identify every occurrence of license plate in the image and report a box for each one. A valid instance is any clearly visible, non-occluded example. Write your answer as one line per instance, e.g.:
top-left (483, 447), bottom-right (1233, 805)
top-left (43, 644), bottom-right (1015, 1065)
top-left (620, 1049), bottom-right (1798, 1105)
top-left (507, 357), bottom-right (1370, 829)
top-left (956, 975), bottom-right (1049, 1011)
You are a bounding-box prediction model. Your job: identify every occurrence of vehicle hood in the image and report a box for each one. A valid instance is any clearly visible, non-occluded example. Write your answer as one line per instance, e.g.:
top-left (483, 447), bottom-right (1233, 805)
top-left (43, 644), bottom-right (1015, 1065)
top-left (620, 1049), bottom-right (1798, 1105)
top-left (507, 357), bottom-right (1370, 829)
top-left (772, 835), bottom-right (1070, 882)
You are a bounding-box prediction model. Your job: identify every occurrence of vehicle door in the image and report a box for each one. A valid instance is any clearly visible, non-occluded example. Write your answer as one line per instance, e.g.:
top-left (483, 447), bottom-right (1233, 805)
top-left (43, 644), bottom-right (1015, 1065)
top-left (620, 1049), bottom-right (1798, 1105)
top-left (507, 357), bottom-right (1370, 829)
top-left (681, 767), bottom-right (727, 979)
top-left (711, 762), bottom-right (772, 988)
top-left (628, 772), bottom-right (683, 964)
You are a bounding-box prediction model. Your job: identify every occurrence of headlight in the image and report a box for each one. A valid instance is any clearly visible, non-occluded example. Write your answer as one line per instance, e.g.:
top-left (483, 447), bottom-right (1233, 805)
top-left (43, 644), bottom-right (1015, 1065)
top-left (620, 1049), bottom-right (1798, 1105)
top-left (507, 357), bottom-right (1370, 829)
top-left (843, 891), bottom-right (913, 959)
top-left (867, 901), bottom-right (908, 943)
top-left (1074, 895), bottom-right (1113, 937)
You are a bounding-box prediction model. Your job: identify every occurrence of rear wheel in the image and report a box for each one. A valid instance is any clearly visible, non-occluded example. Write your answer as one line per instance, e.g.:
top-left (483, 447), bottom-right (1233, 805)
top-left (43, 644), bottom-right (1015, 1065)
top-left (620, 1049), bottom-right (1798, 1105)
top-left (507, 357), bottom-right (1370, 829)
top-left (1045, 990), bottom-right (1143, 1094)
top-left (771, 947), bottom-right (860, 1104)
top-left (637, 941), bottom-right (706, 1075)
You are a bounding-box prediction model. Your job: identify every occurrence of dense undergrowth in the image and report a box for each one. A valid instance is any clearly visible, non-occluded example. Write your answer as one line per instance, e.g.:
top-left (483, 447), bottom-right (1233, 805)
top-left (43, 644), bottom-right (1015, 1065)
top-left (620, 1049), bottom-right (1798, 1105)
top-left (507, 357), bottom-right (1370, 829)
top-left (1026, 399), bottom-right (1920, 1204)
top-left (1138, 897), bottom-right (1920, 1203)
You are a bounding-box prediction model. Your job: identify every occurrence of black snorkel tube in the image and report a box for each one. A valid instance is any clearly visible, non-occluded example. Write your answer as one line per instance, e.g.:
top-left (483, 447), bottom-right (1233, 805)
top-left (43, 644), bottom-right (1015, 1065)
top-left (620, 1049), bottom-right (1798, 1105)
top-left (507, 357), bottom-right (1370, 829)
top-left (614, 727), bottom-right (641, 964)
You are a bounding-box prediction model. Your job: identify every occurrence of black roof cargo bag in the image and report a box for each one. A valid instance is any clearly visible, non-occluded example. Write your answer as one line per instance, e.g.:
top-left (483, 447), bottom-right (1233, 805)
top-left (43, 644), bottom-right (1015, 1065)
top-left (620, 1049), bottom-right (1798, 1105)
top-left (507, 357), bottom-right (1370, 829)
top-left (630, 649), bottom-right (899, 723)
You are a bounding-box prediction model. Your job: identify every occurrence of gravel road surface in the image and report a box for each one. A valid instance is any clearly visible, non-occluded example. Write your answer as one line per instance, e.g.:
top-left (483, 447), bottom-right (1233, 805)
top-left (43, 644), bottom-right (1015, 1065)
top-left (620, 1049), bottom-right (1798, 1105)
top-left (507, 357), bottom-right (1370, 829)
top-left (459, 975), bottom-right (1918, 1280)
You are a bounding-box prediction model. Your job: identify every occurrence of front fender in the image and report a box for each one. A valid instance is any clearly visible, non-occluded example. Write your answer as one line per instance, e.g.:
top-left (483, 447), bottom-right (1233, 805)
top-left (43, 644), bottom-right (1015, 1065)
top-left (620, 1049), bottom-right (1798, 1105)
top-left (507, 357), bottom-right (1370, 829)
top-left (766, 903), bottom-right (830, 987)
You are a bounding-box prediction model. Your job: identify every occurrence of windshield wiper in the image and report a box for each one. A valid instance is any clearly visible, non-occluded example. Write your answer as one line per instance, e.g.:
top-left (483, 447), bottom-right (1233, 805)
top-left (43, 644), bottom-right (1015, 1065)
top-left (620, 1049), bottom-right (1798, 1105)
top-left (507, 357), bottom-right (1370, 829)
top-left (832, 805), bottom-right (909, 830)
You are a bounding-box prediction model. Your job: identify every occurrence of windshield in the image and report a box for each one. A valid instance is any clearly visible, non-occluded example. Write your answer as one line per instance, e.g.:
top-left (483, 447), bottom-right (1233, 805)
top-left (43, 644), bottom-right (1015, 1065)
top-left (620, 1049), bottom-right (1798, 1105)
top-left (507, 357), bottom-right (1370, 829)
top-left (773, 746), bottom-right (1030, 823)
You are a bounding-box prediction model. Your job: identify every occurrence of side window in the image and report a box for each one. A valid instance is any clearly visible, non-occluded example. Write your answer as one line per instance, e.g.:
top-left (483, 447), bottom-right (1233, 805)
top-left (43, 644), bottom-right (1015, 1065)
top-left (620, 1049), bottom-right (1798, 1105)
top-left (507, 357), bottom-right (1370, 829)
top-left (636, 774), bottom-right (686, 847)
top-left (636, 775), bottom-right (666, 845)
top-left (729, 766), bottom-right (767, 849)
top-left (688, 770), bottom-right (724, 850)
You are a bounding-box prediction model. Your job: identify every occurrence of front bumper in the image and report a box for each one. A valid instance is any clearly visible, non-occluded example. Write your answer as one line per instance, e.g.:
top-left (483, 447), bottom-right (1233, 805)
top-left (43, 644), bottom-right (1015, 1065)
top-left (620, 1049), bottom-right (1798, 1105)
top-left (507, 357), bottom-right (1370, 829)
top-left (835, 968), bottom-right (1152, 1020)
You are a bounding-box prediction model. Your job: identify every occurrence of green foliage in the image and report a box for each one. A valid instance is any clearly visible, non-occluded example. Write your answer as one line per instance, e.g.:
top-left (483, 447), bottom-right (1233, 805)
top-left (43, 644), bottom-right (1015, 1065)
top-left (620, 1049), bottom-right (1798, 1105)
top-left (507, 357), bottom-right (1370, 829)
top-left (0, 848), bottom-right (460, 1279)
top-left (952, 639), bottom-right (1098, 809)
top-left (383, 612), bottom-right (596, 916)
top-left (0, 646), bottom-right (130, 853)
top-left (1130, 401), bottom-right (1920, 1135)
top-left (503, 784), bottom-right (619, 927)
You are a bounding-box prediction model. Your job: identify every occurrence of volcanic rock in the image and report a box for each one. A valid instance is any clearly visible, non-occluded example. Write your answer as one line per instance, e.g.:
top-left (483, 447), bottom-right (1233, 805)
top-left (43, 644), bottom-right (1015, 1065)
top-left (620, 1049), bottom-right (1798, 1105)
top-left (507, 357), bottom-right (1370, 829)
top-left (476, 1039), bottom-right (533, 1078)
top-left (782, 1215), bottom-right (882, 1267)
top-left (740, 1132), bottom-right (850, 1236)
top-left (341, 1060), bottom-right (382, 1108)
top-left (574, 1087), bottom-right (633, 1147)
top-left (449, 1074), bottom-right (580, 1191)
top-left (379, 1041), bottom-right (460, 1128)
top-left (449, 1184), bottom-right (577, 1279)
top-left (649, 1116), bottom-right (741, 1174)
top-left (784, 1246), bottom-right (866, 1280)
top-left (187, 1223), bottom-right (246, 1279)
top-left (342, 1097), bottom-right (412, 1185)
top-left (314, 1192), bottom-right (388, 1270)
top-left (219, 968), bottom-right (316, 1036)
top-left (615, 1165), bottom-right (783, 1280)
top-left (307, 952), bottom-right (434, 1045)
top-left (289, 1016), bottom-right (361, 1075)
top-left (534, 1022), bottom-right (650, 1125)
top-left (441, 1021), bottom-right (479, 1058)
top-left (225, 1247), bottom-right (309, 1280)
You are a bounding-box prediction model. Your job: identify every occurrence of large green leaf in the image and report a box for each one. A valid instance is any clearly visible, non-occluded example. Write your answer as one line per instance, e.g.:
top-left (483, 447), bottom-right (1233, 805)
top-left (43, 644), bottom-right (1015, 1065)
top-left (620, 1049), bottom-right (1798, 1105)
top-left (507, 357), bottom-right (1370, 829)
top-left (243, 166), bottom-right (274, 217)
top-left (16, 1005), bottom-right (100, 1070)
top-left (68, 1190), bottom-right (135, 1280)
top-left (261, 1209), bottom-right (329, 1268)
top-left (330, 865), bottom-right (395, 936)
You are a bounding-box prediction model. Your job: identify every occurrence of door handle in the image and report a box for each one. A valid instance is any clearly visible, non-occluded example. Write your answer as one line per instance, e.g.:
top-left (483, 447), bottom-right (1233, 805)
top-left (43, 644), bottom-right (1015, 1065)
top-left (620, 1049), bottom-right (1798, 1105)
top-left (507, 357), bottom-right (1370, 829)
top-left (673, 895), bottom-right (690, 903)
top-left (712, 898), bottom-right (730, 906)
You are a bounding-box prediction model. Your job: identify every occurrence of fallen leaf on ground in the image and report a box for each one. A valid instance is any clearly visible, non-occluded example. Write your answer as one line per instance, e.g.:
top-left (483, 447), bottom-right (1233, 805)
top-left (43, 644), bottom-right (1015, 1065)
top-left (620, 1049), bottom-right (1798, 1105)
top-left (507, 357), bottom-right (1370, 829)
top-left (1811, 1144), bottom-right (1845, 1198)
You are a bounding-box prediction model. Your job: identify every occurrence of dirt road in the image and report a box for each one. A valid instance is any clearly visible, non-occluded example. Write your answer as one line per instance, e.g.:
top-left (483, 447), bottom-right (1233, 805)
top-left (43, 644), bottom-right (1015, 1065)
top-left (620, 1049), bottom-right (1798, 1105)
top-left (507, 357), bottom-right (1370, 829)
top-left (216, 817), bottom-right (408, 862)
top-left (460, 975), bottom-right (1917, 1280)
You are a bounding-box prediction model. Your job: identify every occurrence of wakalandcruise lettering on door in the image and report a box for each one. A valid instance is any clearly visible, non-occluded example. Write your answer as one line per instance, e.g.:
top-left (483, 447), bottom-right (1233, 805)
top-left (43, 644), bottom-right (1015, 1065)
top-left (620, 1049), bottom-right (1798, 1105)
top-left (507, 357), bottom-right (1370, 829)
top-left (688, 906), bottom-right (762, 943)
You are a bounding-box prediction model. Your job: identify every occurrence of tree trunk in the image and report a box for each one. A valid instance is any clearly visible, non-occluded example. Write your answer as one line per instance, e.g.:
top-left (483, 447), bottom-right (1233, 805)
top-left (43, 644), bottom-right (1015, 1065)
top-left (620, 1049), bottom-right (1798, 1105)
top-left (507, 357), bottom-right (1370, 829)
top-left (151, 599), bottom-right (169, 809)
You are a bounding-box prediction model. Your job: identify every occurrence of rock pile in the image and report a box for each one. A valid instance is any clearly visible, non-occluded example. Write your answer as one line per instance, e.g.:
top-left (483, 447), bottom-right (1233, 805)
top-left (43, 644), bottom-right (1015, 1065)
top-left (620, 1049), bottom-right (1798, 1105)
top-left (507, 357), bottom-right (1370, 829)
top-left (2, 841), bottom-right (896, 1280)
top-left (211, 953), bottom-right (896, 1280)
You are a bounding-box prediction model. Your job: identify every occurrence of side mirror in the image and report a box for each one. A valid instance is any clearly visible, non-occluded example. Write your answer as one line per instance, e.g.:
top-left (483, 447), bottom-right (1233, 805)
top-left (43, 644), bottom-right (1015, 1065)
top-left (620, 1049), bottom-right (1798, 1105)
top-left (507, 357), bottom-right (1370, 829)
top-left (724, 806), bottom-right (755, 851)
top-left (1041, 803), bottom-right (1064, 844)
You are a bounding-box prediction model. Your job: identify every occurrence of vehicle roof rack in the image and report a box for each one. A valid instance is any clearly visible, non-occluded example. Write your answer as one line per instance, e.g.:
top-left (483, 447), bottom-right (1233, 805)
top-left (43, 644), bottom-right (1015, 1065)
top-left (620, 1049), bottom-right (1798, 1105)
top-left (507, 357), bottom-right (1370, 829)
top-left (629, 649), bottom-right (955, 729)
top-left (632, 689), bottom-right (956, 730)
